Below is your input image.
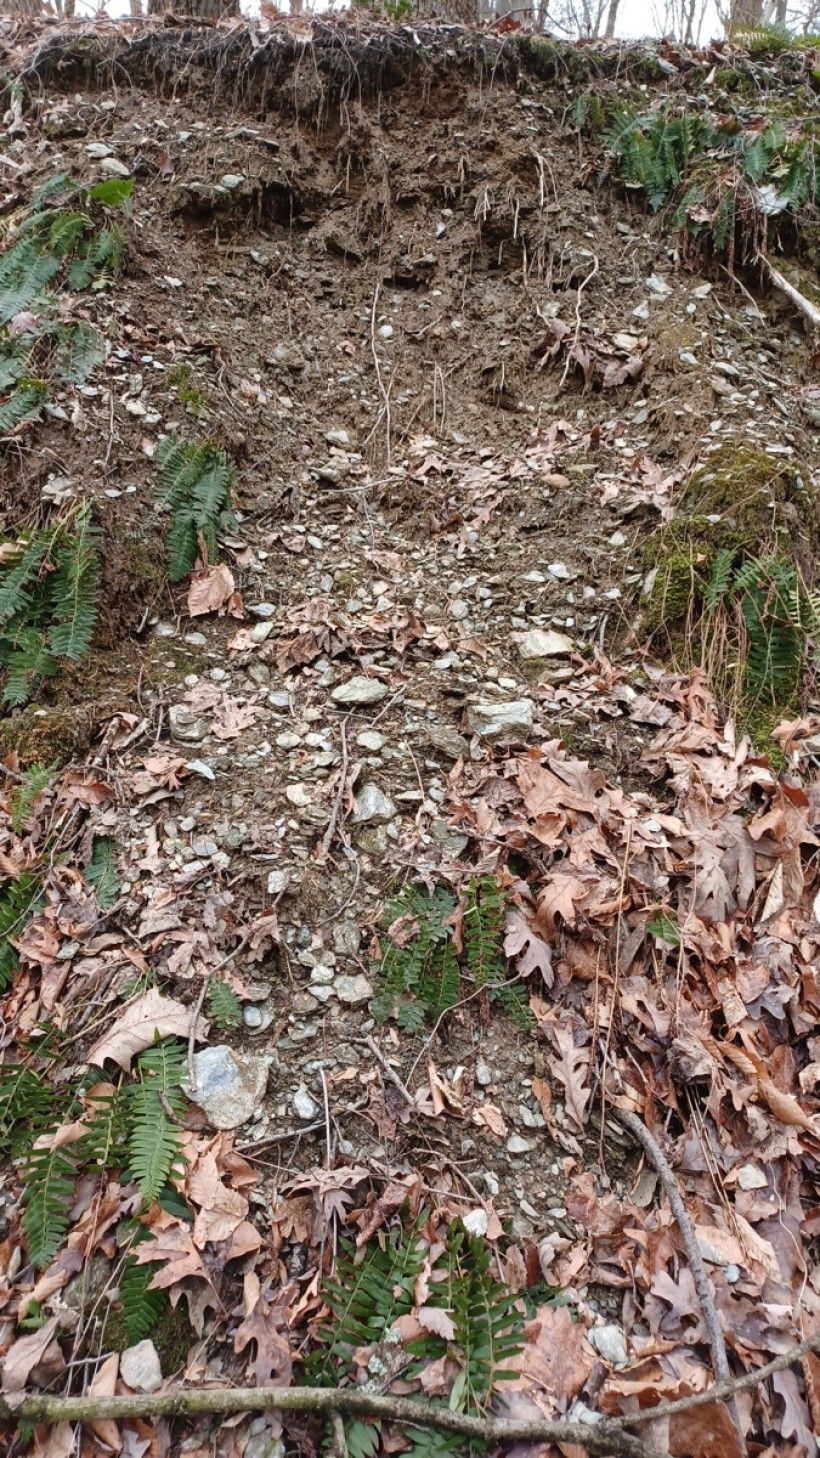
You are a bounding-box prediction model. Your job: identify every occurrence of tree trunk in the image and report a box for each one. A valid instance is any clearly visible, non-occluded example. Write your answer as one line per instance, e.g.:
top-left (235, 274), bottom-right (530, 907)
top-left (604, 0), bottom-right (620, 35)
top-left (148, 0), bottom-right (240, 16)
top-left (729, 0), bottom-right (764, 24)
top-left (2, 0), bottom-right (42, 14)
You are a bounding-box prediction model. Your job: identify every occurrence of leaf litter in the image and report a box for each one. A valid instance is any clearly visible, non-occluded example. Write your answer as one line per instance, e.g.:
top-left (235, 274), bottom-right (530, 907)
top-left (0, 14), bottom-right (819, 1458)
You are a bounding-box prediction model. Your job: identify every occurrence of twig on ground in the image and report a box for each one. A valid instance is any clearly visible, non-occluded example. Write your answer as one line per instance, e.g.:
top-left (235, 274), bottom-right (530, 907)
top-left (609, 1106), bottom-right (744, 1449)
top-left (319, 715), bottom-right (350, 862)
top-left (609, 1332), bottom-right (820, 1427)
top-left (758, 254), bottom-right (820, 331)
top-left (559, 253), bottom-right (599, 389)
top-left (369, 281), bottom-right (393, 466)
top-left (186, 929), bottom-right (252, 1091)
top-left (328, 1411), bottom-right (348, 1458)
top-left (0, 1386), bottom-right (662, 1458)
top-left (359, 1034), bottom-right (415, 1106)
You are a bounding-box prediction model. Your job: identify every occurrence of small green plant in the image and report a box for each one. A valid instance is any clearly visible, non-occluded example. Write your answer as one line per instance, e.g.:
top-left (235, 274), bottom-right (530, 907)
top-left (0, 500), bottom-right (101, 707)
top-left (0, 872), bottom-right (45, 990)
top-left (155, 436), bottom-right (236, 582)
top-left (85, 835), bottom-right (120, 909)
top-left (207, 978), bottom-right (242, 1029)
top-left (10, 762), bottom-right (54, 835)
top-left (307, 1217), bottom-right (524, 1458)
top-left (2, 1035), bottom-right (190, 1270)
top-left (371, 877), bottom-right (531, 1033)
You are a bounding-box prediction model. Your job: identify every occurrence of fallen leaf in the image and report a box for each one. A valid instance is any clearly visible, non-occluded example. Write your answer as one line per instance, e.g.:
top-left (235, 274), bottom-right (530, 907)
top-left (1, 1317), bottom-right (61, 1393)
top-left (88, 988), bottom-right (197, 1071)
top-left (88, 1352), bottom-right (121, 1451)
top-left (415, 1306), bottom-right (456, 1340)
top-left (187, 563), bottom-right (237, 617)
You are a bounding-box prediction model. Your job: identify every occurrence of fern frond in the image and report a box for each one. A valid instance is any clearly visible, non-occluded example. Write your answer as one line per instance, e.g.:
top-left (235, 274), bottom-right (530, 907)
top-left (126, 1038), bottom-right (187, 1202)
top-left (0, 1065), bottom-right (53, 1156)
top-left (47, 503), bottom-right (101, 661)
top-left (121, 1251), bottom-right (167, 1344)
top-left (10, 762), bottom-right (54, 835)
top-left (156, 437), bottom-right (235, 581)
top-left (81, 1082), bottom-right (126, 1173)
top-left (2, 627), bottom-right (58, 707)
top-left (207, 978), bottom-right (242, 1030)
top-left (0, 381), bottom-right (47, 434)
top-left (705, 546), bottom-right (738, 613)
top-left (23, 1139), bottom-right (78, 1268)
top-left (0, 872), bottom-right (45, 989)
top-left (85, 835), bottom-right (120, 909)
top-left (52, 322), bottom-right (105, 385)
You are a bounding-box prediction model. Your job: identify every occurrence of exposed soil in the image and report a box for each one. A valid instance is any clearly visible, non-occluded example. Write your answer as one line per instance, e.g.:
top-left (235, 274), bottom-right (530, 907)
top-left (1, 14), bottom-right (819, 1454)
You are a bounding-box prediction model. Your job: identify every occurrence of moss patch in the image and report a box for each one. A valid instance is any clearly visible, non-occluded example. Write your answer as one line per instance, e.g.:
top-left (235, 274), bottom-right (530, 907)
top-left (0, 704), bottom-right (96, 767)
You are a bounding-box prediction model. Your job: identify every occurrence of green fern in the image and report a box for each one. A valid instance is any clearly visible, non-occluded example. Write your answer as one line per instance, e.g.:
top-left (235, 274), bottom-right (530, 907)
top-left (704, 546), bottom-right (738, 613)
top-left (372, 885), bottom-right (458, 1030)
top-left (23, 1136), bottom-right (79, 1269)
top-left (207, 978), bottom-right (242, 1030)
top-left (52, 322), bottom-right (105, 385)
top-left (85, 835), bottom-right (120, 909)
top-left (47, 502), bottom-right (100, 661)
top-left (121, 1248), bottom-right (167, 1344)
top-left (0, 381), bottom-right (47, 434)
top-left (0, 872), bottom-right (45, 990)
top-left (10, 763), bottom-right (53, 835)
top-left (0, 1065), bottom-right (53, 1157)
top-left (156, 437), bottom-right (236, 581)
top-left (81, 1081), bottom-right (126, 1172)
top-left (126, 1038), bottom-right (187, 1203)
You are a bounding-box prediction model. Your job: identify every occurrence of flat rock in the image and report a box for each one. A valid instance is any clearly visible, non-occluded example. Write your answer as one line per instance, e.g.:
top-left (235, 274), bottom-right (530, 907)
top-left (352, 783), bottom-right (396, 824)
top-left (120, 1340), bottom-right (163, 1393)
top-left (185, 1046), bottom-right (273, 1129)
top-left (334, 973), bottom-right (373, 1006)
top-left (513, 628), bottom-right (574, 660)
top-left (467, 700), bottom-right (534, 740)
top-left (293, 1085), bottom-right (319, 1120)
top-left (331, 675), bottom-right (389, 705)
top-left (169, 704), bottom-right (207, 744)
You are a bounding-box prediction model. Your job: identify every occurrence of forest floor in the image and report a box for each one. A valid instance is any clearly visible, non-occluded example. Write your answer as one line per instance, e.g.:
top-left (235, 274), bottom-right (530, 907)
top-left (0, 14), bottom-right (819, 1458)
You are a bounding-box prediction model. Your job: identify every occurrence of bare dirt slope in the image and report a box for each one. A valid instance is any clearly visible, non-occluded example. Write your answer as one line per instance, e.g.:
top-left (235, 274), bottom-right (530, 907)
top-left (1, 16), bottom-right (819, 1458)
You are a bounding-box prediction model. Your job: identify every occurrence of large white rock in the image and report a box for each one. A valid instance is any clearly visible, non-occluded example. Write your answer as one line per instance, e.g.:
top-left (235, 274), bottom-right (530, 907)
top-left (185, 1046), bottom-right (273, 1129)
top-left (331, 675), bottom-right (389, 705)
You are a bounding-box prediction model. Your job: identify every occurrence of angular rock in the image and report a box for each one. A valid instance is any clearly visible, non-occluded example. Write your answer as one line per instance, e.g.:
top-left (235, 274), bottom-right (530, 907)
top-left (513, 628), bottom-right (574, 661)
top-left (293, 1085), bottom-right (319, 1120)
top-left (331, 675), bottom-right (389, 706)
top-left (185, 1045), bottom-right (273, 1129)
top-left (352, 783), bottom-right (396, 824)
top-left (467, 700), bottom-right (534, 740)
top-left (120, 1340), bottom-right (163, 1393)
top-left (334, 973), bottom-right (373, 1007)
top-left (506, 1134), bottom-right (533, 1154)
top-left (169, 704), bottom-right (207, 744)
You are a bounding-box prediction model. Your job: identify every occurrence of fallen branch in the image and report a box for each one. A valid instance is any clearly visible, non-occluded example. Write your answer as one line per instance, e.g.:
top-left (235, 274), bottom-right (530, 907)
top-left (610, 1108), bottom-right (743, 1449)
top-left (0, 1385), bottom-right (661, 1458)
top-left (758, 255), bottom-right (820, 331)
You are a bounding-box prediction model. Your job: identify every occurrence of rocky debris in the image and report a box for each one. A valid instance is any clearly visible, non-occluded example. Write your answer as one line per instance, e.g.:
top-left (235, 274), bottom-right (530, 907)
top-left (513, 628), bottom-right (574, 660)
top-left (120, 1340), bottom-right (163, 1393)
top-left (185, 1046), bottom-right (273, 1129)
top-left (169, 704), bottom-right (207, 743)
top-left (293, 1085), bottom-right (319, 1120)
top-left (331, 675), bottom-right (389, 705)
top-left (467, 700), bottom-right (534, 740)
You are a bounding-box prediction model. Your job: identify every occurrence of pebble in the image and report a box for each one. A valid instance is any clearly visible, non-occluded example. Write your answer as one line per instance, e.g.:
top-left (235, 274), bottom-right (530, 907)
top-left (547, 561), bottom-right (570, 580)
top-left (169, 705), bottom-right (207, 744)
top-left (449, 599), bottom-right (470, 620)
top-left (326, 428), bottom-right (351, 447)
top-left (462, 1209), bottom-right (489, 1237)
top-left (185, 1046), bottom-right (273, 1129)
top-left (331, 675), bottom-right (389, 705)
top-left (120, 1340), bottom-right (163, 1393)
top-left (99, 156), bottom-right (131, 177)
top-left (334, 973), bottom-right (374, 1007)
top-left (736, 1163), bottom-right (767, 1191)
top-left (467, 700), bottom-right (534, 740)
top-left (506, 1134), bottom-right (534, 1154)
top-left (293, 1086), bottom-right (319, 1120)
top-left (352, 784), bottom-right (397, 824)
top-left (357, 730), bottom-right (385, 751)
top-left (266, 870), bottom-right (290, 896)
top-left (646, 273), bottom-right (672, 296)
top-left (378, 323), bottom-right (394, 340)
top-left (589, 1324), bottom-right (628, 1368)
top-left (475, 1057), bottom-right (493, 1087)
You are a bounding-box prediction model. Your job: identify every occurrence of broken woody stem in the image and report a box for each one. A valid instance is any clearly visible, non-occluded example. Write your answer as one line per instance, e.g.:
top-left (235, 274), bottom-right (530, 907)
top-left (4, 1334), bottom-right (820, 1458)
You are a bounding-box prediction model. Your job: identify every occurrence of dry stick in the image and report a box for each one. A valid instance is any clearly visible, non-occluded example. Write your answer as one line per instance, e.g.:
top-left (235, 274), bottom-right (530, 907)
top-left (369, 281), bottom-right (393, 467)
top-left (608, 1333), bottom-right (820, 1429)
top-left (758, 254), bottom-right (820, 331)
top-left (0, 1387), bottom-right (661, 1458)
top-left (359, 1034), bottom-right (415, 1107)
top-left (186, 929), bottom-right (252, 1091)
top-left (559, 253), bottom-right (599, 390)
top-left (609, 1108), bottom-right (743, 1448)
top-left (319, 715), bottom-right (350, 861)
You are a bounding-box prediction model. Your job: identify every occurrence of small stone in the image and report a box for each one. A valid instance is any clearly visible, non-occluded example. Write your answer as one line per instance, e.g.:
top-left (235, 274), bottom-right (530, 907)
top-left (326, 428), bottom-right (351, 447)
top-left (169, 704), bottom-right (207, 744)
top-left (243, 1006), bottom-right (264, 1029)
top-left (449, 599), bottom-right (470, 620)
top-left (467, 700), bottom-right (534, 740)
top-left (220, 173), bottom-right (244, 189)
top-left (86, 141), bottom-right (113, 158)
top-left (286, 784), bottom-right (311, 807)
top-left (266, 870), bottom-right (290, 896)
top-left (310, 963), bottom-right (336, 986)
top-left (632, 301), bottom-right (650, 320)
top-left (646, 273), bottom-right (672, 296)
top-left (426, 725), bottom-right (469, 759)
top-left (331, 675), bottom-right (389, 706)
top-left (506, 1134), bottom-right (533, 1154)
top-left (250, 622), bottom-right (274, 643)
top-left (293, 1085), bottom-right (319, 1120)
top-left (334, 973), bottom-right (374, 1007)
top-left (725, 1264), bottom-right (741, 1284)
top-left (475, 1057), bottom-right (493, 1088)
top-left (99, 156), bottom-right (131, 177)
top-left (513, 628), bottom-right (574, 660)
top-left (547, 561), bottom-right (570, 580)
top-left (608, 530), bottom-right (627, 547)
top-left (378, 323), bottom-right (394, 340)
top-left (352, 784), bottom-right (396, 824)
top-left (462, 1208), bottom-right (489, 1237)
top-left (120, 1340), bottom-right (162, 1393)
top-left (357, 729), bottom-right (385, 752)
top-left (736, 1163), bottom-right (767, 1191)
top-left (185, 1046), bottom-right (273, 1129)
top-left (589, 1324), bottom-right (628, 1368)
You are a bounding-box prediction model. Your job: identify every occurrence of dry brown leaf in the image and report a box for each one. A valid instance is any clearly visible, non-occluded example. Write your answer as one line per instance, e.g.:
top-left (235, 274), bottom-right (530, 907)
top-left (473, 1102), bottom-right (507, 1137)
top-left (88, 1352), bottom-right (121, 1452)
top-left (669, 1400), bottom-right (745, 1458)
top-left (187, 563), bottom-right (237, 618)
top-left (187, 1146), bottom-right (249, 1248)
top-left (1, 1316), bottom-right (61, 1393)
top-left (88, 988), bottom-right (197, 1071)
top-left (415, 1306), bottom-right (456, 1340)
top-left (500, 1303), bottom-right (594, 1408)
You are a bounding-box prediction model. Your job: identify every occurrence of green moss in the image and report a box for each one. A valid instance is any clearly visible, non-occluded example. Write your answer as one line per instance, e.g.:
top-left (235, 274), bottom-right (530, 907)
top-left (168, 362), bottom-right (208, 417)
top-left (99, 1295), bottom-right (193, 1375)
top-left (0, 705), bottom-right (95, 767)
top-left (740, 700), bottom-right (793, 770)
